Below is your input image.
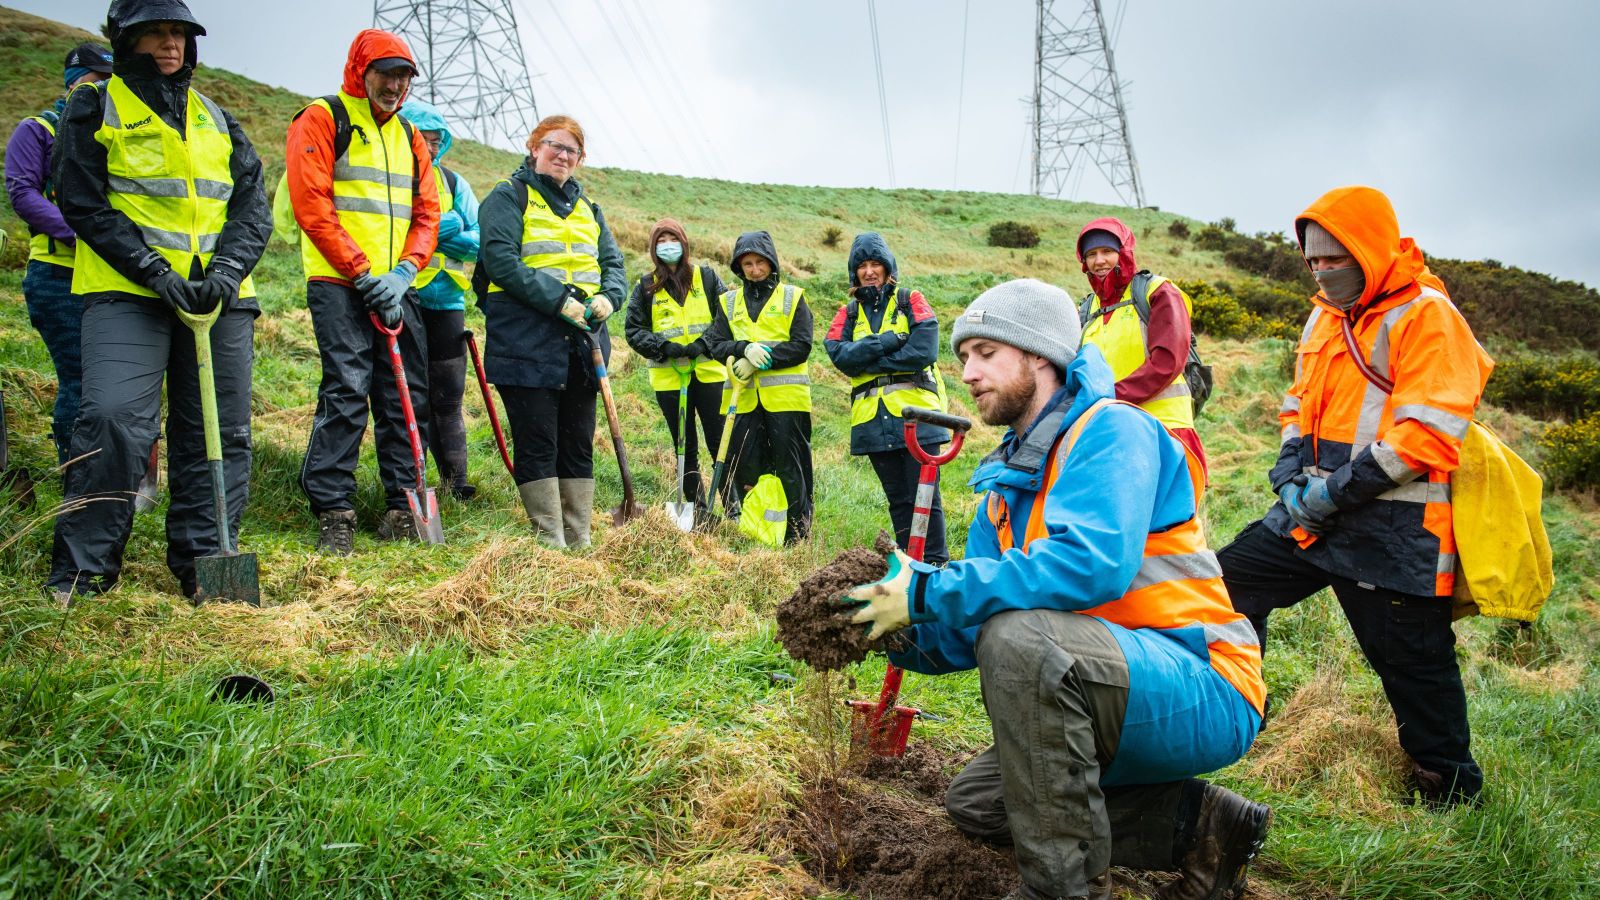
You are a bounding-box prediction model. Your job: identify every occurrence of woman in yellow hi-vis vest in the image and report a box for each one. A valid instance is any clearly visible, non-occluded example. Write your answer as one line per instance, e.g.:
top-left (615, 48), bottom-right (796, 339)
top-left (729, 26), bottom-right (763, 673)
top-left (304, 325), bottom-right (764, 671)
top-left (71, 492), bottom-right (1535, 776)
top-left (478, 115), bottom-right (628, 550)
top-left (824, 232), bottom-right (952, 563)
top-left (1075, 217), bottom-right (1207, 477)
top-left (702, 231), bottom-right (815, 545)
top-left (46, 0), bottom-right (271, 602)
top-left (623, 218), bottom-right (730, 513)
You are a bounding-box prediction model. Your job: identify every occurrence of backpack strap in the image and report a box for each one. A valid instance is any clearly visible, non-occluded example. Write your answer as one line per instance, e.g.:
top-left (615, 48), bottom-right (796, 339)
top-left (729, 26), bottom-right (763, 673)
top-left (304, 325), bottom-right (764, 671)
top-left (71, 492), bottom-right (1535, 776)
top-left (1129, 270), bottom-right (1154, 324)
top-left (1339, 315), bottom-right (1395, 394)
top-left (291, 95), bottom-right (353, 161)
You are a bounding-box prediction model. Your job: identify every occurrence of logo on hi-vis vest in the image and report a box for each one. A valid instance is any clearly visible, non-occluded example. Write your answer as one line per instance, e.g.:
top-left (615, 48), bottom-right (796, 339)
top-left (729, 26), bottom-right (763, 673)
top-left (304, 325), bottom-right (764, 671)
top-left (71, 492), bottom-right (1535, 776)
top-left (195, 112), bottom-right (211, 127)
top-left (124, 115), bottom-right (153, 129)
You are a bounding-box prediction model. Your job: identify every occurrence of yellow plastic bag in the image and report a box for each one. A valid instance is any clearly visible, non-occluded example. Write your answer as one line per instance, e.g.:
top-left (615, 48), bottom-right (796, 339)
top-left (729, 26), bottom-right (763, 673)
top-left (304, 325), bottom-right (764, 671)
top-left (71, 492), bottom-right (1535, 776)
top-left (739, 474), bottom-right (787, 548)
top-left (1450, 421), bottom-right (1553, 621)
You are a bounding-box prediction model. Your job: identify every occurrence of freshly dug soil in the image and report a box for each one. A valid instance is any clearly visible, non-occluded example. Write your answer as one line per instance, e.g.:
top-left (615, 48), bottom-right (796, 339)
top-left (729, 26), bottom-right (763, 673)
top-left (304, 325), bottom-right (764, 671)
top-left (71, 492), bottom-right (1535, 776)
top-left (777, 533), bottom-right (898, 670)
top-left (858, 741), bottom-right (968, 799)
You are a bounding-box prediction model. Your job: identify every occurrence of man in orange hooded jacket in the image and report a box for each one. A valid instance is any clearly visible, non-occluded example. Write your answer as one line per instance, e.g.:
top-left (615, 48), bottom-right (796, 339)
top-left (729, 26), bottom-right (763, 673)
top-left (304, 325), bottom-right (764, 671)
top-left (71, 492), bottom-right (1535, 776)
top-left (286, 29), bottom-right (440, 553)
top-left (1218, 186), bottom-right (1493, 808)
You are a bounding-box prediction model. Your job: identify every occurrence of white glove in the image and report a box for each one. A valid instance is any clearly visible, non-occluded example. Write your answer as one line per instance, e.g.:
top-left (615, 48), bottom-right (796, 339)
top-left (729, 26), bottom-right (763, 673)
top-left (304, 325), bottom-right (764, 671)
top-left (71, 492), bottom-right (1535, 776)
top-left (732, 358), bottom-right (758, 382)
top-left (744, 342), bottom-right (773, 371)
top-left (558, 296), bottom-right (589, 330)
top-left (586, 295), bottom-right (614, 323)
top-left (845, 548), bottom-right (915, 641)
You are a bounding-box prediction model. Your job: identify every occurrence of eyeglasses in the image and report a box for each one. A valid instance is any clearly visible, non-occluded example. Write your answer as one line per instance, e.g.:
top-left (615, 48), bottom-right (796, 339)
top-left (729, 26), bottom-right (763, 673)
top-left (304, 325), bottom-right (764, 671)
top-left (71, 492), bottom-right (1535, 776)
top-left (540, 139), bottom-right (582, 160)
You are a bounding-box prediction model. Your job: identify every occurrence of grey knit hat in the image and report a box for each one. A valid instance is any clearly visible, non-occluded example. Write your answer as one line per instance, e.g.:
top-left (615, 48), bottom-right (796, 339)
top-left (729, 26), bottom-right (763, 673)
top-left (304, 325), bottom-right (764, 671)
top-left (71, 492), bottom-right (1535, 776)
top-left (951, 278), bottom-right (1080, 370)
top-left (1301, 220), bottom-right (1350, 258)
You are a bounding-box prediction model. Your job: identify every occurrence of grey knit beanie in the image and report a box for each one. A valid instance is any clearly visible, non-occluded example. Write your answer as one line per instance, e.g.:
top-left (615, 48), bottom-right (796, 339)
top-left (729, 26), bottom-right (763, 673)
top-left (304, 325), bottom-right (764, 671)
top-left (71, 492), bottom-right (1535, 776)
top-left (1301, 221), bottom-right (1349, 258)
top-left (951, 278), bottom-right (1080, 370)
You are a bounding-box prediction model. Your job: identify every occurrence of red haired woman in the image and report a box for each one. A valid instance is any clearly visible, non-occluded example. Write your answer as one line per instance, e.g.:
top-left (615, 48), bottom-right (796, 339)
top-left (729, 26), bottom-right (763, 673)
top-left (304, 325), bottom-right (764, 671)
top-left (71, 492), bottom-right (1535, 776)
top-left (477, 115), bottom-right (627, 549)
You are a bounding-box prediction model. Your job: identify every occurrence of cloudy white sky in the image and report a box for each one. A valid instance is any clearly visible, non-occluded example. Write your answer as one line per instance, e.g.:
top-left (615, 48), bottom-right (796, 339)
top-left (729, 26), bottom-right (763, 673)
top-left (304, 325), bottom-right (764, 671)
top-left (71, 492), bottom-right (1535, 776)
top-left (15, 0), bottom-right (1599, 286)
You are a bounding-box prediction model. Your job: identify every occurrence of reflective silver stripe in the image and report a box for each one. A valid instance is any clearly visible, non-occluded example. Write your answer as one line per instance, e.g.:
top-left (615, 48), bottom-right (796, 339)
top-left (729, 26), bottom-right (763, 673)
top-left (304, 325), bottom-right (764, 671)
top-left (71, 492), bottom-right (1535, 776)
top-left (333, 164), bottom-right (413, 189)
top-left (1151, 381), bottom-right (1190, 401)
top-left (758, 373), bottom-right (810, 388)
top-left (781, 284), bottom-right (797, 316)
top-left (914, 482), bottom-right (936, 510)
top-left (1437, 552), bottom-right (1458, 575)
top-left (1280, 395), bottom-right (1301, 414)
top-left (1128, 550), bottom-right (1223, 592)
top-left (571, 270), bottom-right (602, 285)
top-left (333, 195), bottom-right (411, 218)
top-left (520, 240), bottom-right (567, 255)
top-left (1393, 403), bottom-right (1470, 440)
top-left (656, 327), bottom-right (687, 339)
top-left (647, 356), bottom-right (710, 369)
top-left (687, 323), bottom-right (710, 335)
top-left (910, 510), bottom-right (931, 537)
top-left (571, 243), bottom-right (598, 256)
top-left (101, 89), bottom-right (121, 128)
top-left (139, 225), bottom-right (217, 253)
top-left (1203, 618), bottom-right (1260, 648)
top-left (1370, 440), bottom-right (1421, 483)
top-left (1377, 480), bottom-right (1450, 504)
top-left (724, 289), bottom-right (740, 319)
top-left (1281, 423), bottom-right (1301, 444)
top-left (854, 381), bottom-right (919, 401)
top-left (442, 257), bottom-right (466, 272)
top-left (1295, 307), bottom-right (1322, 383)
top-left (1353, 380), bottom-right (1388, 455)
top-left (1367, 298), bottom-right (1420, 383)
top-left (194, 179), bottom-right (233, 201)
top-left (108, 175), bottom-right (188, 198)
top-left (763, 508), bottom-right (786, 522)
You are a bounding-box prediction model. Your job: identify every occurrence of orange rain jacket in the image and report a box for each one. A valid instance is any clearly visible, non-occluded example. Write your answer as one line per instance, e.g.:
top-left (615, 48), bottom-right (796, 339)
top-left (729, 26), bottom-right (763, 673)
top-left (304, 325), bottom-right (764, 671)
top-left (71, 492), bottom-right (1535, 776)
top-left (1265, 186), bottom-right (1493, 597)
top-left (284, 29), bottom-right (439, 283)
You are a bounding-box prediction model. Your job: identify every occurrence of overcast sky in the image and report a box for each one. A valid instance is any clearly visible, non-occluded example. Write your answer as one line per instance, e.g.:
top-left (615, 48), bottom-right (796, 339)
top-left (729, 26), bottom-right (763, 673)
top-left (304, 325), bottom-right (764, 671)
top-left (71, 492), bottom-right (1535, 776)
top-left (14, 0), bottom-right (1599, 287)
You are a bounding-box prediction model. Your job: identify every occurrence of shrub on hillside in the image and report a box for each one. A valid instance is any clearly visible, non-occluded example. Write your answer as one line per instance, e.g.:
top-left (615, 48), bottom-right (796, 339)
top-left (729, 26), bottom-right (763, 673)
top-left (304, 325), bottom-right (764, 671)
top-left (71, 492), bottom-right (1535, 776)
top-left (1182, 280), bottom-right (1302, 341)
top-left (822, 225), bottom-right (843, 248)
top-left (1167, 220), bottom-right (1191, 240)
top-left (1431, 258), bottom-right (1600, 352)
top-left (1484, 355), bottom-right (1600, 421)
top-left (1539, 412), bottom-right (1600, 489)
top-left (988, 221), bottom-right (1040, 249)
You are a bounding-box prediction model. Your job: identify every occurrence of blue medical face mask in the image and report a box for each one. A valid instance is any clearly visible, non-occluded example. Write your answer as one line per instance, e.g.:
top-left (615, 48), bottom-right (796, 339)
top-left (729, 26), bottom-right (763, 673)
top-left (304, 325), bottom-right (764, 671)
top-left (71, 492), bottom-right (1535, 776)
top-left (655, 242), bottom-right (683, 264)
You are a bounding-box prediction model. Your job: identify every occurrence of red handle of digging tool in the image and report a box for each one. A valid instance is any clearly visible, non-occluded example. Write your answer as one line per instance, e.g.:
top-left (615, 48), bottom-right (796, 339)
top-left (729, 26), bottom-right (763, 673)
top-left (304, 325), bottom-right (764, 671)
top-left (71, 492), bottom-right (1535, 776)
top-left (369, 313), bottom-right (428, 498)
top-left (461, 330), bottom-right (514, 476)
top-left (853, 407), bottom-right (971, 756)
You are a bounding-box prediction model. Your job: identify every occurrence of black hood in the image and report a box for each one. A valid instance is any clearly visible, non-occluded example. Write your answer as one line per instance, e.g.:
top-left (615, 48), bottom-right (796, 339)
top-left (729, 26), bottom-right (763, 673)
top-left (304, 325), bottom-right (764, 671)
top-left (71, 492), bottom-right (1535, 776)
top-left (107, 0), bottom-right (204, 82)
top-left (847, 231), bottom-right (898, 288)
top-left (729, 230), bottom-right (779, 275)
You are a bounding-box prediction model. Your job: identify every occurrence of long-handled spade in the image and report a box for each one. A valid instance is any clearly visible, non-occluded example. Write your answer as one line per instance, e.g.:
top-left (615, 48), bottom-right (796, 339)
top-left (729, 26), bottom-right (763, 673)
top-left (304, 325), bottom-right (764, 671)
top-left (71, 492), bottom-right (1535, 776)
top-left (701, 359), bottom-right (746, 527)
top-left (846, 405), bottom-right (972, 757)
top-left (176, 305), bottom-right (259, 605)
top-left (461, 329), bottom-right (514, 477)
top-left (664, 364), bottom-right (695, 532)
top-left (370, 312), bottom-right (444, 544)
top-left (588, 330), bottom-right (644, 525)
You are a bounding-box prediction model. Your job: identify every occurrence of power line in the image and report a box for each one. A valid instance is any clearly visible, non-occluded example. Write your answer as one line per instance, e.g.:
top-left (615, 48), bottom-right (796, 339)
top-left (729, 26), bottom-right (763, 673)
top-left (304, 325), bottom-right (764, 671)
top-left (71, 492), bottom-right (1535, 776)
top-left (617, 0), bottom-right (733, 175)
top-left (866, 0), bottom-right (896, 187)
top-left (953, 0), bottom-right (971, 188)
top-left (588, 3), bottom-right (717, 175)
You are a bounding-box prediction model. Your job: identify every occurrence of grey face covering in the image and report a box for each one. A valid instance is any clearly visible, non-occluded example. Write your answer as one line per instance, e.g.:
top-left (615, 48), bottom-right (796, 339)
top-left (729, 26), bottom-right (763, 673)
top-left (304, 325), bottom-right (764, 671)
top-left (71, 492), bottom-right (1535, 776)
top-left (1313, 265), bottom-right (1365, 309)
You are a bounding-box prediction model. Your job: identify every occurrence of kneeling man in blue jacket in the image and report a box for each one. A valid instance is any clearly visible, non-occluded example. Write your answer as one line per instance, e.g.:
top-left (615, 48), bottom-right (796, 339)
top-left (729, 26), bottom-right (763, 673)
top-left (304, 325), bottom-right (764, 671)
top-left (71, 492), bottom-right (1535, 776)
top-left (842, 279), bottom-right (1272, 900)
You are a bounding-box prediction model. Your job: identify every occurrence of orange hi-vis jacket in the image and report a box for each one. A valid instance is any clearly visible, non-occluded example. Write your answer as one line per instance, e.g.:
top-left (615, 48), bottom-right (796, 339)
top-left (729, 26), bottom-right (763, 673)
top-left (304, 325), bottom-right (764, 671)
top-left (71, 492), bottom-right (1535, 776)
top-left (991, 399), bottom-right (1266, 717)
top-left (1267, 186), bottom-right (1493, 597)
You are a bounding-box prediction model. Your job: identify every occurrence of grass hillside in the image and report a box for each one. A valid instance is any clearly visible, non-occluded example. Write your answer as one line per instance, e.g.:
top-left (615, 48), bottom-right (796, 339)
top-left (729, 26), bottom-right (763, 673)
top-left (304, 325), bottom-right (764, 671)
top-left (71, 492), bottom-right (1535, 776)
top-left (2, 6), bottom-right (1598, 898)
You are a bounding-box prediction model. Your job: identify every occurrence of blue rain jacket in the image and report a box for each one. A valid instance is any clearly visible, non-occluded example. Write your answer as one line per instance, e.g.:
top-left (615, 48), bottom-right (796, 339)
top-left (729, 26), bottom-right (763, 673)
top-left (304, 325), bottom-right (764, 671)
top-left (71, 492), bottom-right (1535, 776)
top-left (401, 99), bottom-right (480, 311)
top-left (888, 346), bottom-right (1260, 785)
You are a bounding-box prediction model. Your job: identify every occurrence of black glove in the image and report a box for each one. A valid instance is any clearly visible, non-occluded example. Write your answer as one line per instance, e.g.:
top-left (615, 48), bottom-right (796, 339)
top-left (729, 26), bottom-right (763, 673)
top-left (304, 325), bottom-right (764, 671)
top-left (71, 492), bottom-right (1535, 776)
top-left (193, 263), bottom-right (242, 316)
top-left (876, 331), bottom-right (909, 354)
top-left (685, 339), bottom-right (708, 359)
top-left (661, 342), bottom-right (690, 359)
top-left (148, 268), bottom-right (197, 313)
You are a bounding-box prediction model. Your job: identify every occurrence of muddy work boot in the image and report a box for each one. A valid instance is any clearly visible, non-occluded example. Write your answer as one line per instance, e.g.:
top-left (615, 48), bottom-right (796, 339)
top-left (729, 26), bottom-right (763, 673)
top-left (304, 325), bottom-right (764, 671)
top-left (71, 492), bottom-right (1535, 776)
top-left (316, 509), bottom-right (357, 556)
top-left (517, 478), bottom-right (565, 548)
top-left (377, 508), bottom-right (421, 542)
top-left (1004, 871), bottom-right (1112, 900)
top-left (558, 477), bottom-right (595, 550)
top-left (1159, 784), bottom-right (1271, 900)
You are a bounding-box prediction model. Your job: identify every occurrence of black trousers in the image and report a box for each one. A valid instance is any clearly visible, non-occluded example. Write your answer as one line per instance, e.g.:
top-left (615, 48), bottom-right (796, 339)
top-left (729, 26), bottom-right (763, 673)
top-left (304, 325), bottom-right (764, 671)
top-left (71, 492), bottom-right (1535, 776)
top-left (727, 406), bottom-right (813, 544)
top-left (299, 281), bottom-right (430, 514)
top-left (498, 360), bottom-right (596, 484)
top-left (420, 307), bottom-right (468, 486)
top-left (652, 379), bottom-right (726, 504)
top-left (49, 298), bottom-right (254, 597)
top-left (1218, 520), bottom-right (1483, 800)
top-left (866, 444), bottom-right (949, 565)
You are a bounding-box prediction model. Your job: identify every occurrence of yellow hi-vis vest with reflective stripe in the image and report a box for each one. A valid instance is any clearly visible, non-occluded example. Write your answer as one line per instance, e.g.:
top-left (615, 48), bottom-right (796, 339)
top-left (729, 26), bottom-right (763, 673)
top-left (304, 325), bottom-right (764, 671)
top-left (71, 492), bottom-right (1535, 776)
top-left (298, 92), bottom-right (417, 280)
top-left (73, 78), bottom-right (256, 299)
top-left (647, 266), bottom-right (728, 390)
top-left (24, 114), bottom-right (76, 269)
top-left (484, 181), bottom-right (601, 298)
top-left (846, 294), bottom-right (947, 428)
top-left (724, 283), bottom-right (811, 414)
top-left (1079, 275), bottom-right (1194, 431)
top-left (415, 166), bottom-right (470, 291)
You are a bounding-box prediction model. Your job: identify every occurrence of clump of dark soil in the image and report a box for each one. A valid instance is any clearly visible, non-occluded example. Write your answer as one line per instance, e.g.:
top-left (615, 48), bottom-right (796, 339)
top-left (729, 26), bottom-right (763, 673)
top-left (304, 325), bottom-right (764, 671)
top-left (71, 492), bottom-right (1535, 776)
top-left (857, 741), bottom-right (969, 799)
top-left (787, 773), bottom-right (1019, 900)
top-left (777, 533), bottom-right (898, 670)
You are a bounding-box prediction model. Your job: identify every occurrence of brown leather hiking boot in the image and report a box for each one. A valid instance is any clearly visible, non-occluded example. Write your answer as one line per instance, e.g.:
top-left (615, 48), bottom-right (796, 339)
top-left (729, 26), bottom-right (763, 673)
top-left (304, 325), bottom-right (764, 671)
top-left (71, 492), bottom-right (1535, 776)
top-left (1004, 871), bottom-right (1112, 900)
top-left (316, 510), bottom-right (356, 556)
top-left (1158, 785), bottom-right (1271, 900)
top-left (377, 508), bottom-right (420, 542)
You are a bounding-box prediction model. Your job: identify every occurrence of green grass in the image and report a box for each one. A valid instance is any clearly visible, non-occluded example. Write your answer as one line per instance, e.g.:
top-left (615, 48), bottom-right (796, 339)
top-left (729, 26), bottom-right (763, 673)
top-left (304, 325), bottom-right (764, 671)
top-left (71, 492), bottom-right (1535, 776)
top-left (3, 6), bottom-right (1600, 898)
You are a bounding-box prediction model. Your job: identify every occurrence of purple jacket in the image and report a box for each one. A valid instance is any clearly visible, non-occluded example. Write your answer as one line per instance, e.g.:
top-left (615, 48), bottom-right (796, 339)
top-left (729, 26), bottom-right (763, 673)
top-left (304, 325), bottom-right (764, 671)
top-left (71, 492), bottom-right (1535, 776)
top-left (5, 112), bottom-right (74, 244)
